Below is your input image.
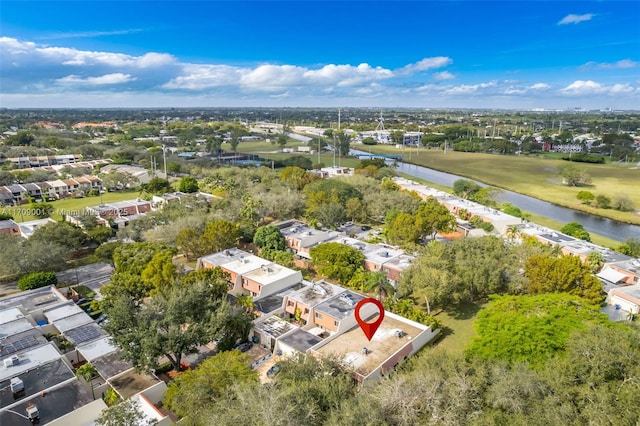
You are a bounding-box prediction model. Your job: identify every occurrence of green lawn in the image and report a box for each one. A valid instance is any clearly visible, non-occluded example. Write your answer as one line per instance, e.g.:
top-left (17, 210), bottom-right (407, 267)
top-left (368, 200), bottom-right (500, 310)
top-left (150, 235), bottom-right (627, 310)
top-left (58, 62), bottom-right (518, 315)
top-left (430, 302), bottom-right (485, 354)
top-left (364, 145), bottom-right (640, 225)
top-left (7, 190), bottom-right (141, 222)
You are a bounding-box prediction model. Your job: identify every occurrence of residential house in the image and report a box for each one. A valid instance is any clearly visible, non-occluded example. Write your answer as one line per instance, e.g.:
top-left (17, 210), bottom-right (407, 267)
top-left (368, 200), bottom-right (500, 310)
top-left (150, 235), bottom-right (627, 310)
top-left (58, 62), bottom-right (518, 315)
top-left (238, 263), bottom-right (302, 298)
top-left (0, 219), bottom-right (20, 237)
top-left (607, 284), bottom-right (640, 315)
top-left (310, 311), bottom-right (439, 382)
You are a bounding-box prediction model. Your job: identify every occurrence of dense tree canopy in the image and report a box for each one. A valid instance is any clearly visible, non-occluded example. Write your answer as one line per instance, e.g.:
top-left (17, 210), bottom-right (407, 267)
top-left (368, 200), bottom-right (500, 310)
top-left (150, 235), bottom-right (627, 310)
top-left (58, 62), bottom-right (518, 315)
top-left (164, 350), bottom-right (258, 422)
top-left (467, 293), bottom-right (608, 367)
top-left (310, 242), bottom-right (365, 285)
top-left (523, 254), bottom-right (604, 304)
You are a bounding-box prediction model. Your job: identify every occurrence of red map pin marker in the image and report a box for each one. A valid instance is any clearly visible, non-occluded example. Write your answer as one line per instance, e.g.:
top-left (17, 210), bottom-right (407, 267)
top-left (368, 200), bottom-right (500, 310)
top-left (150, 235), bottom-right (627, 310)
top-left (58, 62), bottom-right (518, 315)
top-left (355, 297), bottom-right (385, 341)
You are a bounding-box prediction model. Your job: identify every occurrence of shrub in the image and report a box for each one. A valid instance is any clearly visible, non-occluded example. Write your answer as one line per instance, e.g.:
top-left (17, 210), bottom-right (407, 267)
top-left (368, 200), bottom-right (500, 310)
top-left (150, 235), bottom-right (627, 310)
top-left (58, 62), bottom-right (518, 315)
top-left (612, 195), bottom-right (635, 212)
top-left (18, 271), bottom-right (58, 291)
top-left (595, 194), bottom-right (611, 209)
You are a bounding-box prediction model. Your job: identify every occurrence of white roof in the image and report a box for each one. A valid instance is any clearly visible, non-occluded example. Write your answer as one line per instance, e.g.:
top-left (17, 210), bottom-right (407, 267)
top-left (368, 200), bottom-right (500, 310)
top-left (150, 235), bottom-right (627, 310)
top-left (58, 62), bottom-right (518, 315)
top-left (77, 336), bottom-right (118, 361)
top-left (53, 312), bottom-right (94, 332)
top-left (44, 303), bottom-right (84, 322)
top-left (223, 255), bottom-right (271, 276)
top-left (0, 343), bottom-right (61, 381)
top-left (0, 307), bottom-right (25, 325)
top-left (0, 318), bottom-right (33, 338)
top-left (597, 267), bottom-right (628, 284)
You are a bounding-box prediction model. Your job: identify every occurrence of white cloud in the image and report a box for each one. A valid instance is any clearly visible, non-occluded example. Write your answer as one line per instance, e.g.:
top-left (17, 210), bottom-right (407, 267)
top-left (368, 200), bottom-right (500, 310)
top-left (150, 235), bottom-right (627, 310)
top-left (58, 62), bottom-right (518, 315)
top-left (558, 14), bottom-right (595, 25)
top-left (56, 73), bottom-right (135, 85)
top-left (433, 71), bottom-right (455, 81)
top-left (396, 57), bottom-right (452, 75)
top-left (42, 29), bottom-right (143, 40)
top-left (163, 64), bottom-right (245, 90)
top-left (529, 83), bottom-right (551, 90)
top-left (579, 59), bottom-right (639, 70)
top-left (445, 81), bottom-right (497, 95)
top-left (560, 80), bottom-right (636, 96)
top-left (0, 37), bottom-right (175, 68)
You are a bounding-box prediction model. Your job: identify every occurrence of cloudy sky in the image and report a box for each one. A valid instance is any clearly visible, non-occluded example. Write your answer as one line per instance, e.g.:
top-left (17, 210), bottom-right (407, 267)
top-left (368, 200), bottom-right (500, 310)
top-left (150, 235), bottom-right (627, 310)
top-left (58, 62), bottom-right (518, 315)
top-left (1, 1), bottom-right (639, 109)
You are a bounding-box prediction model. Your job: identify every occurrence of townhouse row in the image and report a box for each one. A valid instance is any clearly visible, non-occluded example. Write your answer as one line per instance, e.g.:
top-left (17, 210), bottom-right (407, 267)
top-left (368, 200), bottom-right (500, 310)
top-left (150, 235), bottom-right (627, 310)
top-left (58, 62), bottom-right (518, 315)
top-left (197, 247), bottom-right (440, 382)
top-left (0, 176), bottom-right (103, 206)
top-left (392, 176), bottom-right (640, 317)
top-left (0, 286), bottom-right (169, 425)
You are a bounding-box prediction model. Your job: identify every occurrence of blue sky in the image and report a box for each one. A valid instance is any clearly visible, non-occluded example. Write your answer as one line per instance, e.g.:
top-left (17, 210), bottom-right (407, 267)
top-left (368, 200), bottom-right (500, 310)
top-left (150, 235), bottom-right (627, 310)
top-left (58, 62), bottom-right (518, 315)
top-left (1, 1), bottom-right (639, 109)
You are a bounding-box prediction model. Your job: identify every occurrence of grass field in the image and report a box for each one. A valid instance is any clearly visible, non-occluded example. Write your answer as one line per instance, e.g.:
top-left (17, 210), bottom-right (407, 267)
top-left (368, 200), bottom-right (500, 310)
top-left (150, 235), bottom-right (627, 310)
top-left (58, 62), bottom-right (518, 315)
top-left (6, 190), bottom-right (141, 222)
top-left (430, 302), bottom-right (484, 354)
top-left (364, 145), bottom-right (640, 225)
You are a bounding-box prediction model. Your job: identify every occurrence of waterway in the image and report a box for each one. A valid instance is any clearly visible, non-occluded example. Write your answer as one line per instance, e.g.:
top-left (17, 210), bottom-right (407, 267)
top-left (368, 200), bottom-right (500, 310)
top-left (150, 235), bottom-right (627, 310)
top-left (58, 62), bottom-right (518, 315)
top-left (351, 149), bottom-right (640, 242)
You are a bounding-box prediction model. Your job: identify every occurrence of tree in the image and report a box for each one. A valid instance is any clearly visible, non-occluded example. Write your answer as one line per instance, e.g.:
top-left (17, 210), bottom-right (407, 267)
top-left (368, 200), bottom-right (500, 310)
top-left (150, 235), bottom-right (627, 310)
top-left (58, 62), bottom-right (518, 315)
top-left (103, 280), bottom-right (246, 372)
top-left (18, 271), bottom-right (58, 290)
top-left (524, 254), bottom-right (604, 304)
top-left (30, 222), bottom-right (88, 252)
top-left (100, 171), bottom-right (137, 190)
top-left (467, 293), bottom-right (607, 367)
top-left (29, 201), bottom-right (53, 218)
top-left (559, 165), bottom-right (591, 186)
top-left (415, 197), bottom-right (456, 240)
top-left (364, 271), bottom-right (395, 301)
top-left (560, 221), bottom-right (591, 242)
top-left (617, 238), bottom-right (640, 257)
top-left (229, 128), bottom-right (243, 153)
top-left (336, 130), bottom-right (352, 156)
top-left (386, 211), bottom-right (422, 246)
top-left (399, 237), bottom-right (522, 309)
top-left (310, 242), bottom-right (365, 285)
top-left (279, 166), bottom-right (317, 190)
top-left (75, 363), bottom-right (98, 381)
top-left (453, 179), bottom-right (481, 199)
top-left (176, 228), bottom-right (205, 260)
top-left (200, 219), bottom-right (239, 254)
top-left (178, 176), bottom-right (199, 193)
top-left (141, 251), bottom-right (179, 296)
top-left (595, 194), bottom-right (611, 209)
top-left (164, 350), bottom-right (258, 422)
top-left (96, 399), bottom-right (157, 426)
top-left (611, 194), bottom-right (635, 212)
top-left (143, 177), bottom-right (172, 194)
top-left (253, 225), bottom-right (285, 252)
top-left (576, 190), bottom-right (595, 205)
top-left (345, 197), bottom-right (367, 223)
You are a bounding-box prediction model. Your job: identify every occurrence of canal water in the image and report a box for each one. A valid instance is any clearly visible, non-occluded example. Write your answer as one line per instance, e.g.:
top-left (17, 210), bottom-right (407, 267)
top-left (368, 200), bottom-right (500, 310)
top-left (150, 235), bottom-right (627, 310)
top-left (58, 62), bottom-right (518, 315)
top-left (351, 150), bottom-right (640, 242)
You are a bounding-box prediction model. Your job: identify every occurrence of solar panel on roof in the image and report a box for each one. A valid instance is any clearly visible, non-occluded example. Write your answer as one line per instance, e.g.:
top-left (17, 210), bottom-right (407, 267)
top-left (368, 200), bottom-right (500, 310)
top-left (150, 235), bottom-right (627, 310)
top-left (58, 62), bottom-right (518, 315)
top-left (65, 324), bottom-right (104, 344)
top-left (2, 335), bottom-right (40, 355)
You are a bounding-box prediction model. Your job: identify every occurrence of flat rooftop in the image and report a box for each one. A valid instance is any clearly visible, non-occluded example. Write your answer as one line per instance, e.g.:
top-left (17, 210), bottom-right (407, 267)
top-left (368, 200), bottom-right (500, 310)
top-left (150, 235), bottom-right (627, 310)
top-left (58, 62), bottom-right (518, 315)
top-left (0, 286), bottom-right (66, 315)
top-left (109, 370), bottom-right (161, 399)
top-left (279, 328), bottom-right (323, 353)
top-left (382, 254), bottom-right (415, 271)
top-left (0, 307), bottom-right (25, 325)
top-left (0, 318), bottom-right (33, 339)
top-left (366, 246), bottom-right (404, 265)
top-left (254, 316), bottom-right (297, 339)
top-left (44, 303), bottom-right (84, 323)
top-left (254, 282), bottom-right (304, 315)
top-left (287, 280), bottom-right (344, 307)
top-left (314, 291), bottom-right (366, 320)
top-left (197, 247), bottom-right (252, 269)
top-left (222, 255), bottom-right (271, 276)
top-left (242, 263), bottom-right (301, 286)
top-left (76, 336), bottom-right (118, 362)
top-left (314, 313), bottom-right (425, 377)
top-left (0, 343), bottom-right (61, 382)
top-left (52, 312), bottom-right (94, 333)
top-left (91, 351), bottom-right (133, 380)
top-left (64, 323), bottom-right (106, 346)
top-left (0, 358), bottom-right (74, 409)
top-left (0, 379), bottom-right (92, 425)
top-left (0, 329), bottom-right (47, 356)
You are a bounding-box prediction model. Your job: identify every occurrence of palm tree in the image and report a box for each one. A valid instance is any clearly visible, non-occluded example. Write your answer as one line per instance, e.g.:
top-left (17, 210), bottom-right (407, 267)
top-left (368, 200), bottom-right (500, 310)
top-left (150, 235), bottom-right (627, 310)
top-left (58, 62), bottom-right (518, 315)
top-left (365, 271), bottom-right (395, 302)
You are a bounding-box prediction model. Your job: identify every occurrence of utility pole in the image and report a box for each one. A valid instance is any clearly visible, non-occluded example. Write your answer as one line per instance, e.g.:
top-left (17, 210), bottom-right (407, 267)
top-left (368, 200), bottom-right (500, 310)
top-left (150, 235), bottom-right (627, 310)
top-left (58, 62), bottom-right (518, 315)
top-left (162, 144), bottom-right (168, 178)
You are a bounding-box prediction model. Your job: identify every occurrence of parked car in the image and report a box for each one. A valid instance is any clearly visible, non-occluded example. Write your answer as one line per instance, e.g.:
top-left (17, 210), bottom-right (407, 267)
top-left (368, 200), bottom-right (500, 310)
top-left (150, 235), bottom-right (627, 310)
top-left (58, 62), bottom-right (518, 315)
top-left (266, 363), bottom-right (281, 378)
top-left (235, 342), bottom-right (253, 352)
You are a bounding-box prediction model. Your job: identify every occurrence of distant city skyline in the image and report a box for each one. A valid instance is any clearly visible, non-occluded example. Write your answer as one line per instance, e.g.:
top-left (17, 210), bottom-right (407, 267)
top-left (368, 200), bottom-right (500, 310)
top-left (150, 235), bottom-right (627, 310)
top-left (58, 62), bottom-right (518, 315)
top-left (1, 1), bottom-right (639, 110)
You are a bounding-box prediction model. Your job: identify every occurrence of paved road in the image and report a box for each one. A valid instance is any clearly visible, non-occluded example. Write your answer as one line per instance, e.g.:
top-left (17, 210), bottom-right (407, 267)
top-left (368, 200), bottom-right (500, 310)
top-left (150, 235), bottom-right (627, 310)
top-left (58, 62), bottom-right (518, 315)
top-left (56, 262), bottom-right (114, 299)
top-left (0, 262), bottom-right (114, 298)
